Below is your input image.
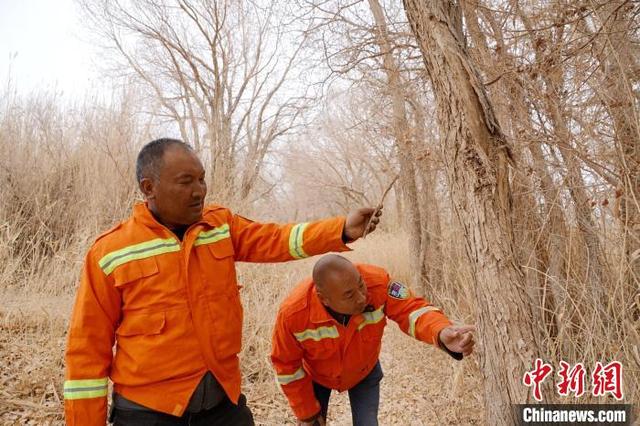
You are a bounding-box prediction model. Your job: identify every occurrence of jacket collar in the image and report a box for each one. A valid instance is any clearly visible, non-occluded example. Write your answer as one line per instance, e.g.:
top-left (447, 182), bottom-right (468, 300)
top-left (309, 285), bottom-right (334, 324)
top-left (133, 202), bottom-right (167, 232)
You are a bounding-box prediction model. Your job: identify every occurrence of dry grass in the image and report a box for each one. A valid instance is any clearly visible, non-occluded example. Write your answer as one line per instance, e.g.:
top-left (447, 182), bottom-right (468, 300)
top-left (0, 90), bottom-right (637, 425)
top-left (0, 298), bottom-right (69, 425)
top-left (0, 233), bottom-right (484, 425)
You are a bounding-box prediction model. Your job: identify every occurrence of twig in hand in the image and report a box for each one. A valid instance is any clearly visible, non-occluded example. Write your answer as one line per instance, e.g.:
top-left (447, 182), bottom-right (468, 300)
top-left (362, 174), bottom-right (399, 239)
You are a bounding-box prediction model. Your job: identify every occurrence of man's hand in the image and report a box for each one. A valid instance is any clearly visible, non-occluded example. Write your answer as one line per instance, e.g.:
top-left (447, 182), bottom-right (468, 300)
top-left (297, 414), bottom-right (326, 426)
top-left (439, 325), bottom-right (475, 356)
top-left (343, 207), bottom-right (383, 242)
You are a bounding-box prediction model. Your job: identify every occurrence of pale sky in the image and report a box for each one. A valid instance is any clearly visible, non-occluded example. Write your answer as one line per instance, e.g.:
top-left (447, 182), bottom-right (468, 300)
top-left (0, 0), bottom-right (100, 97)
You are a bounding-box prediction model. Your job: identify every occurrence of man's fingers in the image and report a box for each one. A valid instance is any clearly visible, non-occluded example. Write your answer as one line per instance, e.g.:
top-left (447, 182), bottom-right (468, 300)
top-left (365, 210), bottom-right (381, 235)
top-left (440, 327), bottom-right (457, 342)
top-left (460, 337), bottom-right (474, 351)
top-left (464, 339), bottom-right (475, 354)
top-left (459, 332), bottom-right (472, 346)
top-left (460, 336), bottom-right (475, 356)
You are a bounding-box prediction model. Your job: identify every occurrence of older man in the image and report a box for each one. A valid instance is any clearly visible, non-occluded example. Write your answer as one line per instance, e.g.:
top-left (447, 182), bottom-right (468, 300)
top-left (271, 255), bottom-right (474, 426)
top-left (64, 138), bottom-right (381, 425)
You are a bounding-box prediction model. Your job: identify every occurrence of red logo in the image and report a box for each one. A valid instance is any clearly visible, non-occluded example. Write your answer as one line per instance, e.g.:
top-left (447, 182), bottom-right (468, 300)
top-left (523, 358), bottom-right (553, 401)
top-left (592, 361), bottom-right (623, 400)
top-left (523, 359), bottom-right (624, 401)
top-left (557, 361), bottom-right (586, 397)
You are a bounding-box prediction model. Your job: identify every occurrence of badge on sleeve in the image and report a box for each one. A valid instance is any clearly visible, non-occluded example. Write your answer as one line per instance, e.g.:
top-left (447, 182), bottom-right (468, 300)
top-left (388, 281), bottom-right (409, 299)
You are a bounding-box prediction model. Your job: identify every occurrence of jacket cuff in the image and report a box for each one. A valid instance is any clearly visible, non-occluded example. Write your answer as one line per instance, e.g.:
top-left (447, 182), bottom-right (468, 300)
top-left (416, 315), bottom-right (451, 347)
top-left (334, 216), bottom-right (352, 250)
top-left (431, 320), bottom-right (451, 348)
top-left (304, 216), bottom-right (352, 256)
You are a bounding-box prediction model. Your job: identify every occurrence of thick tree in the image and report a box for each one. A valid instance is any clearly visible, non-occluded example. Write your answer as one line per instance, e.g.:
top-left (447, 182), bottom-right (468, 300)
top-left (402, 1), bottom-right (543, 423)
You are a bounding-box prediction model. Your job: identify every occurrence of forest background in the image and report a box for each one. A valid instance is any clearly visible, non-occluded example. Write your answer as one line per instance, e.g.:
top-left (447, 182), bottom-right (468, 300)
top-left (0, 0), bottom-right (638, 424)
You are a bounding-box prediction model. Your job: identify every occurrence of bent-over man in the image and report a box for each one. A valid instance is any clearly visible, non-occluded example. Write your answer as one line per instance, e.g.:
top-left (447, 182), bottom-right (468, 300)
top-left (271, 255), bottom-right (474, 425)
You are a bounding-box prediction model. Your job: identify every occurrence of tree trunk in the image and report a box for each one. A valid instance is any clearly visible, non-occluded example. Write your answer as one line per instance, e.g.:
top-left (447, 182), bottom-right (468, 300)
top-left (368, 0), bottom-right (423, 289)
top-left (402, 1), bottom-right (543, 423)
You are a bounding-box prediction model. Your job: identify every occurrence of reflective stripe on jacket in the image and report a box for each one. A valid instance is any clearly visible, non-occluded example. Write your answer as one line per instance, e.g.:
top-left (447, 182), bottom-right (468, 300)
top-left (64, 202), bottom-right (349, 425)
top-left (270, 264), bottom-right (452, 420)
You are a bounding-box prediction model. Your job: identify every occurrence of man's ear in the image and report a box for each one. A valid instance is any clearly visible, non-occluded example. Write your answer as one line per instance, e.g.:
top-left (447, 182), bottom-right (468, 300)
top-left (316, 290), bottom-right (330, 307)
top-left (139, 177), bottom-right (155, 199)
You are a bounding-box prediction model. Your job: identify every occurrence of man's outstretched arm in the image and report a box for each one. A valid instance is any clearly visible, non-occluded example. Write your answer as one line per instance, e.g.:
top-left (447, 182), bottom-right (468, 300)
top-left (230, 207), bottom-right (382, 262)
top-left (383, 276), bottom-right (473, 359)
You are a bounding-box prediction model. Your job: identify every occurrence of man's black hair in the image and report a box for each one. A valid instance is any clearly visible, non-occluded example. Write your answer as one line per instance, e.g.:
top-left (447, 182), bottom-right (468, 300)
top-left (135, 138), bottom-right (192, 183)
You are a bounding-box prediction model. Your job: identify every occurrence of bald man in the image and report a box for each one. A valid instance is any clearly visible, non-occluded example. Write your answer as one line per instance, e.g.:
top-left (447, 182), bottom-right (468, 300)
top-left (271, 255), bottom-right (474, 425)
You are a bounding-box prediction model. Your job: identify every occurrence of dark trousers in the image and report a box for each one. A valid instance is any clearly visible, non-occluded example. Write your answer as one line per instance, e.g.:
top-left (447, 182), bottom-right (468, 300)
top-left (312, 361), bottom-right (383, 426)
top-left (110, 394), bottom-right (254, 426)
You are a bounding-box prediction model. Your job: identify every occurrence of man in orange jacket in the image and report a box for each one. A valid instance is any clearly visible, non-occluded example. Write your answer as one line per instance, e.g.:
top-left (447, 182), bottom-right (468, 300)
top-left (64, 138), bottom-right (381, 426)
top-left (271, 255), bottom-right (475, 425)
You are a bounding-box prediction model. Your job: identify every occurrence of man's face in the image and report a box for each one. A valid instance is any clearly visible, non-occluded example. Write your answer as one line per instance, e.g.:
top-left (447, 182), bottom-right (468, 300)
top-left (142, 145), bottom-right (207, 229)
top-left (318, 267), bottom-right (368, 316)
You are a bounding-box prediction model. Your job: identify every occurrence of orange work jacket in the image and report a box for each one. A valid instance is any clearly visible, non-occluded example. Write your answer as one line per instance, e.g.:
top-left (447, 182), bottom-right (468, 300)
top-left (64, 202), bottom-right (349, 425)
top-left (270, 264), bottom-right (452, 420)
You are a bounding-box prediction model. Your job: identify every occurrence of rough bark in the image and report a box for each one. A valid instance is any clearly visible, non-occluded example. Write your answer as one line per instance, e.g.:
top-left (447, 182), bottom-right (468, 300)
top-left (402, 1), bottom-right (543, 423)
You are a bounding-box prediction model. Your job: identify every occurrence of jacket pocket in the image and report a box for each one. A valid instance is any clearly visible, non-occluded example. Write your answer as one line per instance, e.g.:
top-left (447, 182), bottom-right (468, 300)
top-left (207, 292), bottom-right (243, 359)
top-left (358, 319), bottom-right (386, 342)
top-left (200, 238), bottom-right (239, 294)
top-left (206, 237), bottom-right (235, 259)
top-left (116, 311), bottom-right (166, 337)
top-left (112, 311), bottom-right (172, 383)
top-left (112, 257), bottom-right (159, 288)
top-left (301, 335), bottom-right (340, 361)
